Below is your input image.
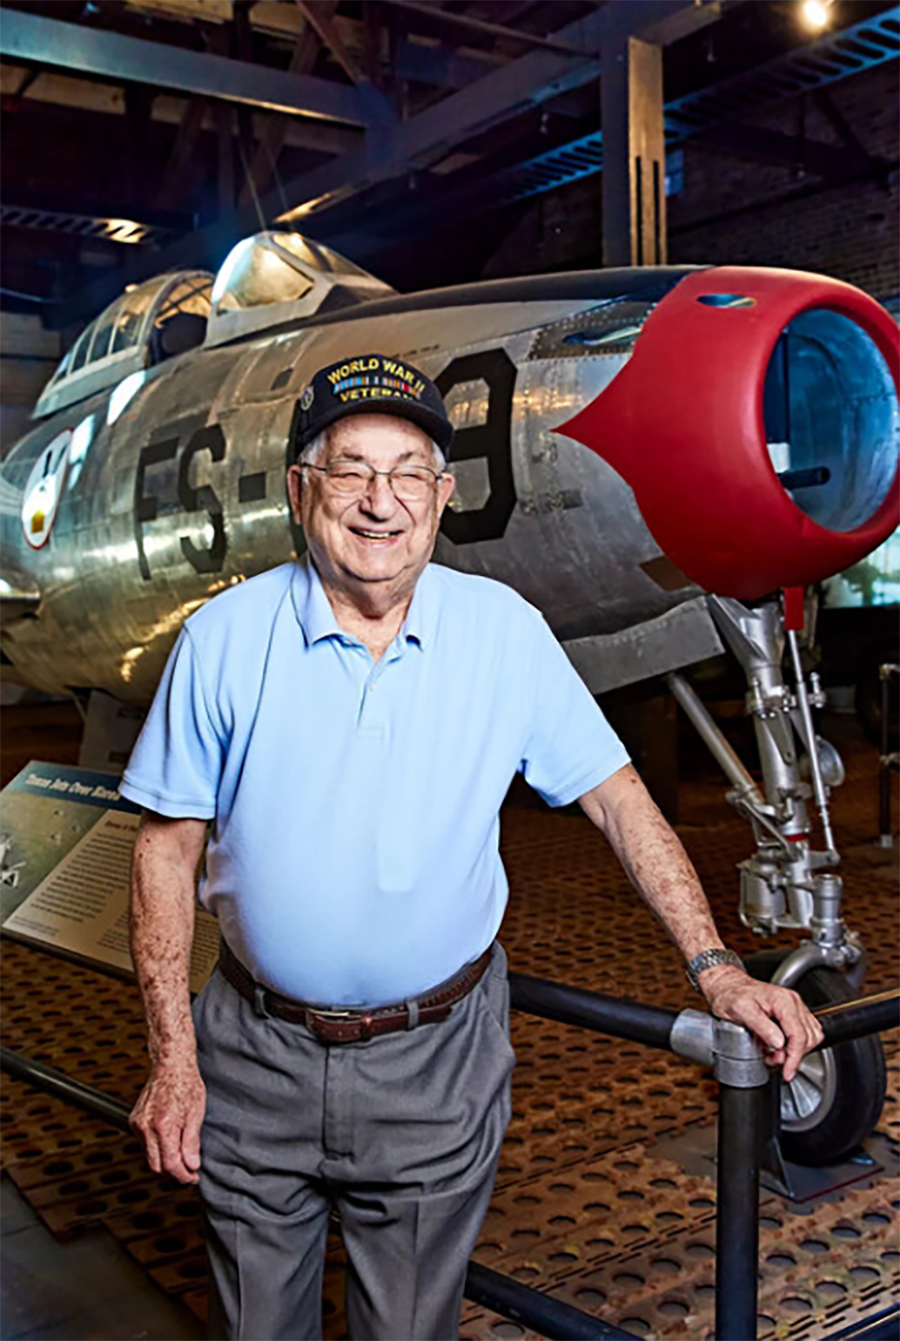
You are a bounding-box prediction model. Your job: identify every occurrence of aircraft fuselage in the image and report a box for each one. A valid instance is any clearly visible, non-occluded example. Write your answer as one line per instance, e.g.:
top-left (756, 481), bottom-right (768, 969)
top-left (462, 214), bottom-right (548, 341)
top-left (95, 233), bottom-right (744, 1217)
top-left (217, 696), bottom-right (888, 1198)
top-left (1, 269), bottom-right (704, 703)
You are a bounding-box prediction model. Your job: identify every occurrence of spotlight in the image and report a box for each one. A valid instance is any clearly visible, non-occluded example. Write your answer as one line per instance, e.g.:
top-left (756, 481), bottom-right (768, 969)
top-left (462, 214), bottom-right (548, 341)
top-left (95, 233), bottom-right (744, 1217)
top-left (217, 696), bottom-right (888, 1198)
top-left (800, 0), bottom-right (832, 32)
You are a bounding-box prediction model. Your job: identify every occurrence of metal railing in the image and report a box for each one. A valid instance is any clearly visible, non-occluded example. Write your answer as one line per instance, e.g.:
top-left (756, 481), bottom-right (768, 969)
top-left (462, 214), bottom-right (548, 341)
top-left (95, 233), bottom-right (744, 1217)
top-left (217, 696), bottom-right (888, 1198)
top-left (2, 983), bottom-right (898, 1341)
top-left (879, 662), bottom-right (898, 849)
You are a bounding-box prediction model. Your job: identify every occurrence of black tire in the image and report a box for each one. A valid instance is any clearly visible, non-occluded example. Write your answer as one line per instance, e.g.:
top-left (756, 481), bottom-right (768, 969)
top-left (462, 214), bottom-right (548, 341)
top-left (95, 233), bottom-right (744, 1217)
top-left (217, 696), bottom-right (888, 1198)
top-left (744, 951), bottom-right (887, 1166)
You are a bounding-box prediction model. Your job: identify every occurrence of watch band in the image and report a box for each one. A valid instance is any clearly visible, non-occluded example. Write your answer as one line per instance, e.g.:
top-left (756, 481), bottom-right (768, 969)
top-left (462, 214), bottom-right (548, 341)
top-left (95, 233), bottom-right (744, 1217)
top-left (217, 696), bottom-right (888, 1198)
top-left (686, 947), bottom-right (744, 992)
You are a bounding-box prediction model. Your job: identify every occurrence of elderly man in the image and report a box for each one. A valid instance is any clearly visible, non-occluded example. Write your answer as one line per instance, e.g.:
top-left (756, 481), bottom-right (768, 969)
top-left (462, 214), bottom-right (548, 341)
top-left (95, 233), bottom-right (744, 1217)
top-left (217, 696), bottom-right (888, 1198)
top-left (122, 353), bottom-right (822, 1341)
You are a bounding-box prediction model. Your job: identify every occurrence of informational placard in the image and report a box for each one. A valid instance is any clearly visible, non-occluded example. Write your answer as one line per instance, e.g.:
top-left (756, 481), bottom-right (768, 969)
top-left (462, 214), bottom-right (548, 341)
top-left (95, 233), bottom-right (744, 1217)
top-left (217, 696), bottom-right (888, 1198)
top-left (1, 761), bottom-right (219, 993)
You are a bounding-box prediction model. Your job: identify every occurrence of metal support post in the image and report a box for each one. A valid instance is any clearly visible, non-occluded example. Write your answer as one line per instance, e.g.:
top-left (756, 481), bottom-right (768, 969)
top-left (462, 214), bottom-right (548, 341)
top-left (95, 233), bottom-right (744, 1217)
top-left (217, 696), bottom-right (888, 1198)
top-left (717, 1083), bottom-right (765, 1340)
top-left (787, 628), bottom-right (836, 856)
top-left (1, 1045), bottom-right (132, 1130)
top-left (821, 1304), bottom-right (900, 1339)
top-left (666, 672), bottom-right (767, 808)
top-left (600, 34), bottom-right (667, 266)
top-left (465, 1263), bottom-right (637, 1340)
top-left (879, 662), bottom-right (891, 845)
top-left (757, 1071), bottom-right (794, 1199)
top-left (713, 1021), bottom-right (769, 1341)
top-left (509, 973), bottom-right (678, 1048)
top-left (816, 988), bottom-right (900, 1046)
top-left (878, 663), bottom-right (898, 849)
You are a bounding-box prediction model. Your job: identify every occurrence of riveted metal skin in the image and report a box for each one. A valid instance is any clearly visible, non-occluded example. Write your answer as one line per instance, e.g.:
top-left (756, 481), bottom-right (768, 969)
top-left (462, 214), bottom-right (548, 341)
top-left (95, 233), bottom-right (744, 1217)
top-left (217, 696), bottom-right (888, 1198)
top-left (3, 262), bottom-right (897, 710)
top-left (1, 284), bottom-right (706, 704)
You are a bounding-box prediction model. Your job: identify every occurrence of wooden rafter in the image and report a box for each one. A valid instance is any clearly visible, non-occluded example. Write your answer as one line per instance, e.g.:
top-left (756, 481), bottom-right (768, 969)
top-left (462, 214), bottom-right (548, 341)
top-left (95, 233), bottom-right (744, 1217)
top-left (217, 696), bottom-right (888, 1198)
top-left (362, 0), bottom-right (383, 90)
top-left (0, 65), bottom-right (356, 155)
top-left (465, 0), bottom-right (540, 24)
top-left (376, 0), bottom-right (584, 55)
top-left (159, 95), bottom-right (208, 209)
top-left (294, 0), bottom-right (366, 86)
top-left (238, 1), bottom-right (338, 207)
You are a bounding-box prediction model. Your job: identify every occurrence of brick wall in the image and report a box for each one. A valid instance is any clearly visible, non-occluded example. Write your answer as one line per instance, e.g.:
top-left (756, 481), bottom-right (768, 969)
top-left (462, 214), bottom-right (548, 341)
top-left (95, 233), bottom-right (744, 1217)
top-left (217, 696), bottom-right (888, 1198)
top-left (668, 60), bottom-right (899, 299)
top-left (484, 61), bottom-right (899, 302)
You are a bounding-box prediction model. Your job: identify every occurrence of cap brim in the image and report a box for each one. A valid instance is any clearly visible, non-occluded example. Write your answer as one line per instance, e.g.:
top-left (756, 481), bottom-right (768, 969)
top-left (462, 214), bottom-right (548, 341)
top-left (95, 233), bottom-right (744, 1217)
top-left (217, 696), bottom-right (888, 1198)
top-left (297, 399), bottom-right (454, 458)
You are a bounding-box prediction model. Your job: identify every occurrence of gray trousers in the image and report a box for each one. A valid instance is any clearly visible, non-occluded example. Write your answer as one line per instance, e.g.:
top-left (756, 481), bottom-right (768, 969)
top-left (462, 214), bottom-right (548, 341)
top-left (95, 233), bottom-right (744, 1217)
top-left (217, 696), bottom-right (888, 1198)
top-left (192, 944), bottom-right (514, 1341)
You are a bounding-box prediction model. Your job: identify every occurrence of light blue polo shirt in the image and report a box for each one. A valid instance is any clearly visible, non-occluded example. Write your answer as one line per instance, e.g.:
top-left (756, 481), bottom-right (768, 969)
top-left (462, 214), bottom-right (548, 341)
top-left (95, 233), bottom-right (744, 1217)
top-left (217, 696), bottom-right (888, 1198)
top-left (120, 559), bottom-right (629, 1005)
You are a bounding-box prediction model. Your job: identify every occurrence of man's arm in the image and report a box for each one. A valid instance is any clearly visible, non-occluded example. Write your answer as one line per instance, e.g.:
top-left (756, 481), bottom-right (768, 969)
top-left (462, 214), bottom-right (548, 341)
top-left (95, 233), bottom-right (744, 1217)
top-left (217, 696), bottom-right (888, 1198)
top-left (129, 810), bottom-right (208, 1185)
top-left (579, 764), bottom-right (824, 1081)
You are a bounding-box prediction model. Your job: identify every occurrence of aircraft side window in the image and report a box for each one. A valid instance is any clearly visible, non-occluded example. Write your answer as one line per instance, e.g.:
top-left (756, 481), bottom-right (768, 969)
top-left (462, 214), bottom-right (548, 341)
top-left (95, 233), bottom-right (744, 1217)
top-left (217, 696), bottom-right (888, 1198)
top-left (111, 308), bottom-right (143, 353)
top-left (158, 276), bottom-right (213, 322)
top-left (111, 288), bottom-right (153, 355)
top-left (152, 276), bottom-right (212, 362)
top-left (68, 326), bottom-right (94, 375)
top-left (87, 300), bottom-right (123, 364)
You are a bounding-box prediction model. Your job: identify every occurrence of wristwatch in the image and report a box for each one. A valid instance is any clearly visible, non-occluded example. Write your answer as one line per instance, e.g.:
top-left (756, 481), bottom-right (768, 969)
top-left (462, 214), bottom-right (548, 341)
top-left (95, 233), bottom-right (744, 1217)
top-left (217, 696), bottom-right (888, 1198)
top-left (686, 948), bottom-right (744, 993)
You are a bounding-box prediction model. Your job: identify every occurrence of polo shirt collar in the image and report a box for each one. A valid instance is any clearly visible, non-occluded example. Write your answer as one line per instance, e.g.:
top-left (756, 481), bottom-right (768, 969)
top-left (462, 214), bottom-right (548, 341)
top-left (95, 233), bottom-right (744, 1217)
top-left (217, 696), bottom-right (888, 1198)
top-left (402, 564), bottom-right (437, 650)
top-left (291, 557), bottom-right (344, 646)
top-left (291, 556), bottom-right (438, 650)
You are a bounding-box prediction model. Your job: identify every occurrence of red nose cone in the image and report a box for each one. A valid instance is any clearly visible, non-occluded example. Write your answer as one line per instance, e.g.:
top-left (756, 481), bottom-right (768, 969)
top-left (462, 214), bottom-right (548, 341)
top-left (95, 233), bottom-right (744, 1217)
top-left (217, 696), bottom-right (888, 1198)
top-left (556, 267), bottom-right (899, 600)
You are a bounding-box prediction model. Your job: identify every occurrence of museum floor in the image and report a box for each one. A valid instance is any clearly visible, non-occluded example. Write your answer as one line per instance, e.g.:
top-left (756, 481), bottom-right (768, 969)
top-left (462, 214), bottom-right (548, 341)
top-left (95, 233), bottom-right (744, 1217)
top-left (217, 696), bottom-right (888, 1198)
top-left (1, 700), bottom-right (897, 1341)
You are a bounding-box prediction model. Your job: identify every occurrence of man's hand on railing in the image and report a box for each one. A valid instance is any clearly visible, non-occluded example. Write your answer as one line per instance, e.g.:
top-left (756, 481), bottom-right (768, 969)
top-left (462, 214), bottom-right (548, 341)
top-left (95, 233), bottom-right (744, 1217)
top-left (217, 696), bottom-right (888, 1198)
top-left (697, 966), bottom-right (825, 1082)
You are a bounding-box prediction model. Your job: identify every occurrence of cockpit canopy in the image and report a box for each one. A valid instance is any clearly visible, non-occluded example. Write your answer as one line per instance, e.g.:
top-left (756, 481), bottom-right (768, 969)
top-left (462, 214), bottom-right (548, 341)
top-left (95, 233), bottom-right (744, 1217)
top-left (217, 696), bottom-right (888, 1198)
top-left (35, 271), bottom-right (213, 419)
top-left (204, 231), bottom-right (395, 347)
top-left (34, 232), bottom-right (393, 419)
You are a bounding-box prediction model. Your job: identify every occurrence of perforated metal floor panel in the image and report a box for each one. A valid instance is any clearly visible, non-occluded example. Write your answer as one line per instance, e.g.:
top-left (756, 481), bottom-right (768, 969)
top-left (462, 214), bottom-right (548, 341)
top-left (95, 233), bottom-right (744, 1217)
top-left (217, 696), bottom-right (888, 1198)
top-left (2, 729), bottom-right (898, 1340)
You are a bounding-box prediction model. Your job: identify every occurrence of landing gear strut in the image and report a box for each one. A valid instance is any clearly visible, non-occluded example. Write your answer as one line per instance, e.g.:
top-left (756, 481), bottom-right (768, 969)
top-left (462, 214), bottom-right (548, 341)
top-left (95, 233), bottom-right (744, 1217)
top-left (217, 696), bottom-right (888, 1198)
top-left (669, 592), bottom-right (885, 1166)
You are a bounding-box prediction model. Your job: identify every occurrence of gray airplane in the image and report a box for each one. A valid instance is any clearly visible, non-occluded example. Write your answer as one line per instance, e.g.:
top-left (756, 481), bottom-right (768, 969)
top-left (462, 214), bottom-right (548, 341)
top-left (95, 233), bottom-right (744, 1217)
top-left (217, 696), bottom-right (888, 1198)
top-left (1, 230), bottom-right (898, 1164)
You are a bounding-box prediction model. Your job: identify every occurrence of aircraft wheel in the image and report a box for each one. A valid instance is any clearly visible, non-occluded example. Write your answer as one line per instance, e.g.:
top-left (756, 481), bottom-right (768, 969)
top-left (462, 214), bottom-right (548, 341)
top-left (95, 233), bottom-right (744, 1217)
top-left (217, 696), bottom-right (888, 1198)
top-left (744, 951), bottom-right (886, 1166)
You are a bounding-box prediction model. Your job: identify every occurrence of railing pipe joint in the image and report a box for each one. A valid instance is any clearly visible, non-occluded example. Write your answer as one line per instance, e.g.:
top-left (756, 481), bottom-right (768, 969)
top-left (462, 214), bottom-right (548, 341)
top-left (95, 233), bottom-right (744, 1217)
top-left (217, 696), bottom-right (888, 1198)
top-left (713, 1018), bottom-right (770, 1089)
top-left (669, 1007), bottom-right (715, 1066)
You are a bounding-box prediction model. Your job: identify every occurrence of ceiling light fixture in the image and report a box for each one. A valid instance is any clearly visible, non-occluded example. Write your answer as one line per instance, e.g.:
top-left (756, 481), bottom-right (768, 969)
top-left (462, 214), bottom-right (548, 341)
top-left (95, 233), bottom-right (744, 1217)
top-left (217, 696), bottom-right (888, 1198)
top-left (800, 0), bottom-right (833, 33)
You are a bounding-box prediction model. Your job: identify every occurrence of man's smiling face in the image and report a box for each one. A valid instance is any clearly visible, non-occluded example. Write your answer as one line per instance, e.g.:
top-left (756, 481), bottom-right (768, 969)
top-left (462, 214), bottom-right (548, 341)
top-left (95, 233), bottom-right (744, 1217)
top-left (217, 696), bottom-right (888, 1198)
top-left (287, 414), bottom-right (455, 604)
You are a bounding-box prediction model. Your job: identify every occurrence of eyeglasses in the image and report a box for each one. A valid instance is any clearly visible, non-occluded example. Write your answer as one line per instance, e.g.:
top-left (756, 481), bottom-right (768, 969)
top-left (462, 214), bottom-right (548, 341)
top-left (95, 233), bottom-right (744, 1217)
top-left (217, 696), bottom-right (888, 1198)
top-left (299, 459), bottom-right (445, 502)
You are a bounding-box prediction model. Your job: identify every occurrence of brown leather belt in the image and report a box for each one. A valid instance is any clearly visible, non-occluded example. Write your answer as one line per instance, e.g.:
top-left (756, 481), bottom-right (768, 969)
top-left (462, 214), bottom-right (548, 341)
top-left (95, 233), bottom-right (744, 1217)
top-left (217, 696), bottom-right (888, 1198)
top-left (218, 940), bottom-right (493, 1043)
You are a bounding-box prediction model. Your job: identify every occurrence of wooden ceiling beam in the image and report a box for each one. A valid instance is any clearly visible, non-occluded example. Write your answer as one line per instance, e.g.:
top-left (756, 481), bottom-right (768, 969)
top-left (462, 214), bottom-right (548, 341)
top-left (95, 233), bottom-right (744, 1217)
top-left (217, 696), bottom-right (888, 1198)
top-left (0, 7), bottom-right (374, 125)
top-left (9, 0), bottom-right (560, 97)
top-left (0, 63), bottom-right (360, 154)
top-left (460, 1), bottom-right (540, 25)
top-left (294, 0), bottom-right (366, 86)
top-left (158, 94), bottom-right (209, 209)
top-left (376, 0), bottom-right (586, 55)
top-left (238, 1), bottom-right (337, 207)
top-left (363, 1), bottom-right (384, 90)
top-left (122, 0), bottom-right (234, 23)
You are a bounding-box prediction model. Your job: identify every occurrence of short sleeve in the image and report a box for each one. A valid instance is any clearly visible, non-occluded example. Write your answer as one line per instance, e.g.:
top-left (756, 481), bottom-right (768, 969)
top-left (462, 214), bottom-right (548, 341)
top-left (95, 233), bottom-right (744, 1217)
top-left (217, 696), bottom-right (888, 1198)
top-left (521, 613), bottom-right (630, 807)
top-left (119, 626), bottom-right (223, 819)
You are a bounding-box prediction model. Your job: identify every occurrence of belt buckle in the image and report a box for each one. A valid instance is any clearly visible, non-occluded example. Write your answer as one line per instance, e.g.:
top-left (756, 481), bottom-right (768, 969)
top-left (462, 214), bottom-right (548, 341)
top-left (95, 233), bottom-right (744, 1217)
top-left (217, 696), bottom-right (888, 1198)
top-left (305, 1007), bottom-right (374, 1042)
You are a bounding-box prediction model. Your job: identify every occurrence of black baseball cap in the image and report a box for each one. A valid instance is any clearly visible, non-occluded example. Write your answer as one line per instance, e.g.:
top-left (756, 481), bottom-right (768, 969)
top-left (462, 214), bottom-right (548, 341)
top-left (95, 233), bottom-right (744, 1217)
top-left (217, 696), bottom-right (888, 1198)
top-left (294, 353), bottom-right (454, 459)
